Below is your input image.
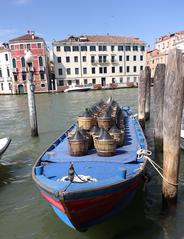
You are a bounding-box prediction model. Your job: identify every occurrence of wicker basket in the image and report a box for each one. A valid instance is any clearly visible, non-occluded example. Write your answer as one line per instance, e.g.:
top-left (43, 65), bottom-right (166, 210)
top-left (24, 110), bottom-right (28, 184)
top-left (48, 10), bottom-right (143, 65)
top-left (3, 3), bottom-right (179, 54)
top-left (110, 131), bottom-right (124, 147)
top-left (78, 116), bottom-right (95, 131)
top-left (97, 117), bottom-right (114, 130)
top-left (94, 138), bottom-right (116, 156)
top-left (68, 139), bottom-right (88, 156)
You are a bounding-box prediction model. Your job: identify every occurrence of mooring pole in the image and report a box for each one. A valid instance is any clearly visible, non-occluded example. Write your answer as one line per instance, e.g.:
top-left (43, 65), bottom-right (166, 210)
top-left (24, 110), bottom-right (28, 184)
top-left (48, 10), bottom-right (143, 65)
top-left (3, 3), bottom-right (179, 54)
top-left (25, 50), bottom-right (38, 137)
top-left (138, 68), bottom-right (147, 129)
top-left (162, 49), bottom-right (184, 204)
top-left (154, 64), bottom-right (166, 152)
top-left (145, 66), bottom-right (151, 121)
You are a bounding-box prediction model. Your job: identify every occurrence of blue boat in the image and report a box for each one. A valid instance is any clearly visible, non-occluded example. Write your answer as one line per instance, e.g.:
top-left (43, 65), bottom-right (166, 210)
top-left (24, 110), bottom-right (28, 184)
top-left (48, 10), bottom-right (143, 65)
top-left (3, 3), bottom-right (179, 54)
top-left (32, 102), bottom-right (147, 231)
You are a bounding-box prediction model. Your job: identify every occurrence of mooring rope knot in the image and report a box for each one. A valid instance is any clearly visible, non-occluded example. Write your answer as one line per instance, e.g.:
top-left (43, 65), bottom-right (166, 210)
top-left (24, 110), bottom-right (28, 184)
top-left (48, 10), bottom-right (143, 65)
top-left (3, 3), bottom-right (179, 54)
top-left (137, 149), bottom-right (179, 186)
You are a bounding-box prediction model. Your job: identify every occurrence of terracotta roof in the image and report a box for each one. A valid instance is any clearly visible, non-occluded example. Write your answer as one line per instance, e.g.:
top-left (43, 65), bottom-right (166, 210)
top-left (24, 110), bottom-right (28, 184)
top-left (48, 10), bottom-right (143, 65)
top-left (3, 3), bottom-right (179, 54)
top-left (9, 32), bottom-right (44, 43)
top-left (56, 35), bottom-right (145, 44)
top-left (156, 30), bottom-right (184, 43)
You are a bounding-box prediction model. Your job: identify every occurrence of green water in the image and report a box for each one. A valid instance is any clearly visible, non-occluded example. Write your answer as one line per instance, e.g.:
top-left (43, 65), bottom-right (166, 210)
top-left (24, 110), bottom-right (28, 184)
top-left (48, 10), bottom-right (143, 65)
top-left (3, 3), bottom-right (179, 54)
top-left (0, 89), bottom-right (184, 239)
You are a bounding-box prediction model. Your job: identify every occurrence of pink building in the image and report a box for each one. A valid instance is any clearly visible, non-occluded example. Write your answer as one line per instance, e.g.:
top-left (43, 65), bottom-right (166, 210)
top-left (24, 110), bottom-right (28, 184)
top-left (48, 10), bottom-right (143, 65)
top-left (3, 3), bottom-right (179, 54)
top-left (9, 31), bottom-right (50, 94)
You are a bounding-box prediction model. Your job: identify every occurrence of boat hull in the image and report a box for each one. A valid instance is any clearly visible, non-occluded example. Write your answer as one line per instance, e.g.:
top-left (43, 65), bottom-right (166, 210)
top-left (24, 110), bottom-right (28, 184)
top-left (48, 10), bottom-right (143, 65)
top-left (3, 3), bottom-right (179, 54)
top-left (0, 137), bottom-right (11, 157)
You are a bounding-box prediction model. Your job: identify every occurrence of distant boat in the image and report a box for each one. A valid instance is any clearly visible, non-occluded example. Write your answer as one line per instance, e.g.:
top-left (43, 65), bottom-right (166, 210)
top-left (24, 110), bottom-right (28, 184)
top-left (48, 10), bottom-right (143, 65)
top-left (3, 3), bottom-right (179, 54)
top-left (0, 137), bottom-right (11, 157)
top-left (64, 85), bottom-right (91, 93)
top-left (32, 101), bottom-right (148, 231)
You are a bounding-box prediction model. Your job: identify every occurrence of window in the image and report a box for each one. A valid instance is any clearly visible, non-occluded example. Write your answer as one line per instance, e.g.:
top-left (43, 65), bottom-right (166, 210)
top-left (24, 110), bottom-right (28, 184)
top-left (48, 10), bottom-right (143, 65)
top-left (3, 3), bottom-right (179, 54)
top-left (104, 67), bottom-right (107, 73)
top-left (92, 67), bottom-right (95, 74)
top-left (12, 58), bottom-right (16, 68)
top-left (103, 55), bottom-right (107, 63)
top-left (140, 66), bottom-right (143, 71)
top-left (1, 83), bottom-right (3, 91)
top-left (126, 55), bottom-right (129, 61)
top-left (20, 44), bottom-right (24, 49)
top-left (141, 45), bottom-right (145, 51)
top-left (21, 57), bottom-right (26, 67)
top-left (75, 68), bottom-right (79, 74)
top-left (56, 46), bottom-right (61, 52)
top-left (99, 56), bottom-right (102, 63)
top-left (125, 46), bottom-right (131, 51)
top-left (72, 46), bottom-right (79, 51)
top-left (39, 56), bottom-right (43, 66)
top-left (7, 68), bottom-right (10, 77)
top-left (83, 68), bottom-right (87, 74)
top-left (112, 78), bottom-right (115, 83)
top-left (40, 72), bottom-right (45, 80)
top-left (120, 77), bottom-right (123, 83)
top-left (68, 80), bottom-right (72, 85)
top-left (41, 83), bottom-right (45, 87)
top-left (119, 56), bottom-right (123, 61)
top-left (81, 46), bottom-right (87, 51)
top-left (57, 57), bottom-right (61, 63)
top-left (90, 46), bottom-right (96, 51)
top-left (91, 56), bottom-right (95, 63)
top-left (58, 68), bottom-right (63, 75)
top-left (11, 45), bottom-right (14, 50)
top-left (140, 55), bottom-right (143, 61)
top-left (64, 46), bottom-right (71, 52)
top-left (76, 79), bottom-right (80, 85)
top-left (92, 78), bottom-right (96, 84)
top-left (66, 57), bottom-right (70, 62)
top-left (38, 43), bottom-right (42, 48)
top-left (58, 80), bottom-right (64, 86)
top-left (118, 45), bottom-right (124, 51)
top-left (22, 73), bottom-right (26, 81)
top-left (111, 55), bottom-right (115, 62)
top-left (14, 74), bottom-right (18, 81)
top-left (133, 55), bottom-right (136, 61)
top-left (99, 67), bottom-right (103, 74)
top-left (8, 83), bottom-right (12, 90)
top-left (111, 45), bottom-right (114, 51)
top-left (27, 44), bottom-right (31, 50)
top-left (5, 54), bottom-right (8, 61)
top-left (119, 66), bottom-right (123, 73)
top-left (112, 67), bottom-right (115, 73)
top-left (0, 68), bottom-right (2, 77)
top-left (84, 79), bottom-right (88, 85)
top-left (133, 46), bottom-right (138, 51)
top-left (66, 68), bottom-right (71, 75)
top-left (133, 66), bottom-right (137, 72)
top-left (126, 66), bottom-right (130, 72)
top-left (82, 56), bottom-right (86, 62)
top-left (74, 56), bottom-right (78, 62)
top-left (99, 45), bottom-right (107, 51)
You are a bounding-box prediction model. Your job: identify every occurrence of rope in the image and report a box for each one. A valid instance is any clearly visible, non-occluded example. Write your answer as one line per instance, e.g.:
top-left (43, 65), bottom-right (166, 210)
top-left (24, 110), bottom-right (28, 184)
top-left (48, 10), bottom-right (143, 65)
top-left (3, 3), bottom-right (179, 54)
top-left (137, 149), bottom-right (179, 186)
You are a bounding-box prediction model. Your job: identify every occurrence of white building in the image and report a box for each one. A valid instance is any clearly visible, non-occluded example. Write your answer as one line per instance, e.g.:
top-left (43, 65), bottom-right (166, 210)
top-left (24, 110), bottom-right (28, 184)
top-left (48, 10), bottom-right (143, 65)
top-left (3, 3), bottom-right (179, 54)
top-left (0, 44), bottom-right (14, 94)
top-left (53, 35), bottom-right (146, 91)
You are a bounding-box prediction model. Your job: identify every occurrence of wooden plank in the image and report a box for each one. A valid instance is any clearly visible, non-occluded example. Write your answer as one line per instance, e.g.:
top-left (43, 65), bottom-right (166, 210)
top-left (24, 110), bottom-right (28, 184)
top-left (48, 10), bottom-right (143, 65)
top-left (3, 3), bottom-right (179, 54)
top-left (145, 66), bottom-right (151, 121)
top-left (162, 49), bottom-right (184, 204)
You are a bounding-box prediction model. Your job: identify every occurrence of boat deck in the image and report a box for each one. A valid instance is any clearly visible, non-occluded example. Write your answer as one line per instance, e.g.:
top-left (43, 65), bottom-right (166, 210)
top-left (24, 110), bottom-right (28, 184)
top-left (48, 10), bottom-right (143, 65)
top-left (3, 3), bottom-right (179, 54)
top-left (35, 109), bottom-right (146, 193)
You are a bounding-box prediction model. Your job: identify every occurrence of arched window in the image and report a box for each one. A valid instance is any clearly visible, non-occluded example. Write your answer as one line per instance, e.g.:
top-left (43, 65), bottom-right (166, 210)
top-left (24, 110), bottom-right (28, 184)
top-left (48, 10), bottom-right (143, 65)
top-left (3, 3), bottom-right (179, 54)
top-left (21, 57), bottom-right (25, 67)
top-left (39, 56), bottom-right (43, 66)
top-left (12, 58), bottom-right (16, 68)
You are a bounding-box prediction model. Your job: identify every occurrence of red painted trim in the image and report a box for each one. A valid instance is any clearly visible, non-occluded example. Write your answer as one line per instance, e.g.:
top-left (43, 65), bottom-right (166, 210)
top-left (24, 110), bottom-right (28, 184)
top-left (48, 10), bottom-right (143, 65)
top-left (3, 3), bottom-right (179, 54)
top-left (40, 191), bottom-right (65, 214)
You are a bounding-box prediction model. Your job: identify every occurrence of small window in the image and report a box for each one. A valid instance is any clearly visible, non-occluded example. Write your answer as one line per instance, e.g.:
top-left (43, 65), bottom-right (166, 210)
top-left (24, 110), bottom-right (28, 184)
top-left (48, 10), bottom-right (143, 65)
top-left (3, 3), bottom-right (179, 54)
top-left (91, 56), bottom-right (95, 63)
top-left (84, 79), bottom-right (88, 85)
top-left (82, 56), bottom-right (86, 62)
top-left (111, 45), bottom-right (114, 51)
top-left (21, 57), bottom-right (26, 67)
top-left (133, 66), bottom-right (137, 72)
top-left (58, 68), bottom-right (63, 75)
top-left (64, 46), bottom-right (71, 52)
top-left (92, 78), bottom-right (96, 84)
top-left (58, 80), bottom-right (64, 86)
top-left (66, 57), bottom-right (70, 63)
top-left (99, 67), bottom-right (103, 74)
top-left (118, 45), bottom-right (123, 51)
top-left (125, 46), bottom-right (131, 51)
top-left (74, 56), bottom-right (78, 62)
top-left (68, 80), bottom-right (72, 85)
top-left (56, 46), bottom-right (61, 52)
top-left (72, 46), bottom-right (79, 51)
top-left (140, 66), bottom-right (143, 71)
top-left (133, 55), bottom-right (136, 61)
top-left (92, 67), bottom-right (95, 74)
top-left (119, 66), bottom-right (123, 73)
top-left (0, 68), bottom-right (2, 77)
top-left (133, 46), bottom-right (138, 51)
top-left (40, 72), bottom-right (44, 80)
top-left (119, 56), bottom-right (123, 61)
top-left (126, 55), bottom-right (129, 61)
top-left (41, 83), bottom-right (45, 87)
top-left (11, 45), bottom-right (14, 50)
top-left (75, 68), bottom-right (79, 74)
top-left (20, 44), bottom-right (24, 49)
top-left (141, 45), bottom-right (145, 51)
top-left (76, 79), bottom-right (80, 85)
top-left (104, 67), bottom-right (107, 73)
top-left (57, 57), bottom-right (61, 63)
top-left (90, 46), bottom-right (96, 51)
top-left (12, 58), bottom-right (16, 68)
top-left (140, 55), bottom-right (143, 61)
top-left (83, 68), bottom-right (87, 74)
top-left (126, 66), bottom-right (130, 72)
top-left (5, 54), bottom-right (8, 61)
top-left (112, 67), bottom-right (115, 73)
top-left (81, 46), bottom-right (87, 51)
top-left (67, 68), bottom-right (71, 75)
top-left (111, 55), bottom-right (115, 62)
top-left (14, 74), bottom-right (18, 81)
top-left (27, 44), bottom-right (31, 50)
top-left (39, 56), bottom-right (43, 66)
top-left (38, 43), bottom-right (42, 48)
top-left (7, 68), bottom-right (10, 77)
top-left (1, 83), bottom-right (3, 91)
top-left (22, 73), bottom-right (26, 81)
top-left (8, 83), bottom-right (12, 90)
top-left (99, 45), bottom-right (107, 51)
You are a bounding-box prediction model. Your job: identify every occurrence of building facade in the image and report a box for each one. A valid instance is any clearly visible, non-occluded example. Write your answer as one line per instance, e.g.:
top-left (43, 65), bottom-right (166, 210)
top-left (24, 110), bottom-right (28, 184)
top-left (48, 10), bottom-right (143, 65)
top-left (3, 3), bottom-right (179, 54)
top-left (53, 35), bottom-right (146, 91)
top-left (9, 31), bottom-right (50, 94)
top-left (0, 44), bottom-right (14, 94)
top-left (147, 30), bottom-right (184, 77)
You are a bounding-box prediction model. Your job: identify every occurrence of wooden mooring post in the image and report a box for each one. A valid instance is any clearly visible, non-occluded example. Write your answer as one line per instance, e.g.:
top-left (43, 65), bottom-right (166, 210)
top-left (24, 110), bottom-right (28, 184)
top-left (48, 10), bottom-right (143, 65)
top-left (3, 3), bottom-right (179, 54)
top-left (162, 48), bottom-right (184, 204)
top-left (154, 64), bottom-right (166, 152)
top-left (145, 66), bottom-right (151, 121)
top-left (138, 66), bottom-right (150, 129)
top-left (25, 50), bottom-right (38, 137)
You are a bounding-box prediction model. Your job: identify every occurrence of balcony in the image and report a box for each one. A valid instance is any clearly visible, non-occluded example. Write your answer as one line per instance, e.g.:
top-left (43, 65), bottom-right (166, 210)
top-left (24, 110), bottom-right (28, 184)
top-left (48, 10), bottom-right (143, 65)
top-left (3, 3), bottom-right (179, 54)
top-left (91, 60), bottom-right (98, 65)
top-left (99, 60), bottom-right (109, 65)
top-left (39, 66), bottom-right (45, 72)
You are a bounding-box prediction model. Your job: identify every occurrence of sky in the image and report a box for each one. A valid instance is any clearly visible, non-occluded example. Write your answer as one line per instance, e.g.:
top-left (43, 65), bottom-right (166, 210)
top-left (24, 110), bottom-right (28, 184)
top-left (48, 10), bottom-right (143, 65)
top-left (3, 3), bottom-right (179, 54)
top-left (0, 0), bottom-right (184, 49)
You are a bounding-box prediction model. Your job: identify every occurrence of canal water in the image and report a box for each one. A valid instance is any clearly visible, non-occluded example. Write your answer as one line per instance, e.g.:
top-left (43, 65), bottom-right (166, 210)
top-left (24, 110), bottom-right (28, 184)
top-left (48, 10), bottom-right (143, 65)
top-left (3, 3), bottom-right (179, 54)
top-left (0, 88), bottom-right (184, 239)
